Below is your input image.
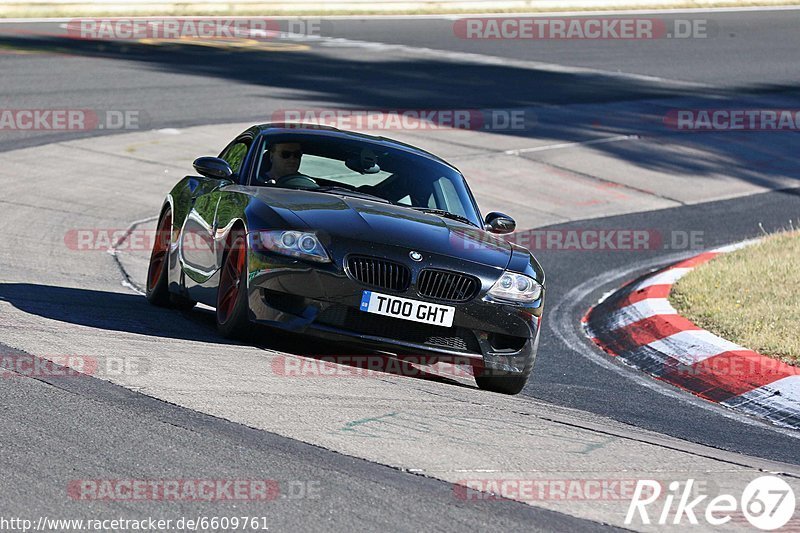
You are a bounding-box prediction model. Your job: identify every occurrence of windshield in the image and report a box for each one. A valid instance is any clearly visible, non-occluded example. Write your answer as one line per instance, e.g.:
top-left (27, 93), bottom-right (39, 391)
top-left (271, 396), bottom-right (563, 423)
top-left (252, 132), bottom-right (482, 227)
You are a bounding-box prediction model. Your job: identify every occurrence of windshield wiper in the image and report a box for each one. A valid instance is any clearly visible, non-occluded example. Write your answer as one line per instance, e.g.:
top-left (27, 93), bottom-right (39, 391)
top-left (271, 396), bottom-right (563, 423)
top-left (410, 207), bottom-right (478, 227)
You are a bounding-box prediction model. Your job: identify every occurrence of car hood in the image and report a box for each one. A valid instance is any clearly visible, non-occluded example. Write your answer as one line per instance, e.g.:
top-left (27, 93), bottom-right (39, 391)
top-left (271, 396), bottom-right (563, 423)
top-left (254, 188), bottom-right (513, 269)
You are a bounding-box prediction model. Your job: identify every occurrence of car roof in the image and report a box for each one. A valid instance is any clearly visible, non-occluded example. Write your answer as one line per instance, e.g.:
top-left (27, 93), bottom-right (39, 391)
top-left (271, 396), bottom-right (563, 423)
top-left (253, 123), bottom-right (459, 172)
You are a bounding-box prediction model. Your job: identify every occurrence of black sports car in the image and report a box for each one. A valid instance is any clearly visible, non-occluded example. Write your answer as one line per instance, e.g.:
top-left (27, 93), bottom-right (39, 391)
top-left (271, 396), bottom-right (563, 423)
top-left (146, 124), bottom-right (545, 394)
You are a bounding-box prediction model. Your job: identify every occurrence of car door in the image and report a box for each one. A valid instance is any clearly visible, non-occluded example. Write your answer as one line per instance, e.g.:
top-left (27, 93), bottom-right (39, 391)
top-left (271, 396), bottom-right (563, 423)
top-left (181, 136), bottom-right (252, 283)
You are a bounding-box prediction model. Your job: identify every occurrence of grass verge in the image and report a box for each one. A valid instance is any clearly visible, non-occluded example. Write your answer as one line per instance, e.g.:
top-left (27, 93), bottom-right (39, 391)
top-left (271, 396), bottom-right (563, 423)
top-left (670, 230), bottom-right (800, 366)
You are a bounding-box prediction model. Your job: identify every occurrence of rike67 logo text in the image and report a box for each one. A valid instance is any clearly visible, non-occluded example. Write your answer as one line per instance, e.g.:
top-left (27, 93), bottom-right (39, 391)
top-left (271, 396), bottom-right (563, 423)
top-left (626, 476), bottom-right (795, 530)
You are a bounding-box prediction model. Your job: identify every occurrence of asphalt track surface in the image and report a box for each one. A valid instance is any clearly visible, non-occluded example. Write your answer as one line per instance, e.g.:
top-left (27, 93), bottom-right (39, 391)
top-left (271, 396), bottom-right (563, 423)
top-left (0, 345), bottom-right (608, 531)
top-left (2, 9), bottom-right (800, 150)
top-left (311, 10), bottom-right (800, 87)
top-left (1, 10), bottom-right (799, 530)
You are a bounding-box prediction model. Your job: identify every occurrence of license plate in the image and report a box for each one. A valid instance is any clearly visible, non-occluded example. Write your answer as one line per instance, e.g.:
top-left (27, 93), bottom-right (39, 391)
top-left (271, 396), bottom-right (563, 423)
top-left (359, 291), bottom-right (455, 328)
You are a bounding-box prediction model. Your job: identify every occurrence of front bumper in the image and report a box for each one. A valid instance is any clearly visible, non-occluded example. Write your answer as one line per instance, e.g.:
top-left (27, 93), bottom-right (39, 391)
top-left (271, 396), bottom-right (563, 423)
top-left (245, 247), bottom-right (543, 374)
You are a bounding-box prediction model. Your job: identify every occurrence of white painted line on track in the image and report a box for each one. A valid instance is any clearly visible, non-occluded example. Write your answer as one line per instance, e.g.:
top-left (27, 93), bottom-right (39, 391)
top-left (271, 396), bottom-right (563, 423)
top-left (604, 297), bottom-right (678, 330)
top-left (723, 375), bottom-right (800, 429)
top-left (635, 267), bottom-right (692, 289)
top-left (713, 238), bottom-right (761, 253)
top-left (646, 329), bottom-right (746, 366)
top-left (110, 214), bottom-right (157, 295)
top-left (504, 134), bottom-right (640, 156)
top-left (730, 375), bottom-right (800, 406)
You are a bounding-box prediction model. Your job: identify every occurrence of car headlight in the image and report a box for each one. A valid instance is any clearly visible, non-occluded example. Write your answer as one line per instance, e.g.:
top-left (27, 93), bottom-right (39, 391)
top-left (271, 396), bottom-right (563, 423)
top-left (256, 230), bottom-right (331, 263)
top-left (487, 272), bottom-right (542, 303)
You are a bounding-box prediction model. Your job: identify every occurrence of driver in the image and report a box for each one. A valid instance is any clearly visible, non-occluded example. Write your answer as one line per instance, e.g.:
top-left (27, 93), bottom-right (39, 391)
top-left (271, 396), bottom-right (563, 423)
top-left (261, 142), bottom-right (304, 184)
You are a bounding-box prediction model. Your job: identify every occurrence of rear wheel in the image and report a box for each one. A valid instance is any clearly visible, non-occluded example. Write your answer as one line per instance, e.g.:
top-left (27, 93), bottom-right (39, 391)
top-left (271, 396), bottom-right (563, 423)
top-left (216, 232), bottom-right (251, 339)
top-left (146, 209), bottom-right (195, 310)
top-left (146, 210), bottom-right (173, 307)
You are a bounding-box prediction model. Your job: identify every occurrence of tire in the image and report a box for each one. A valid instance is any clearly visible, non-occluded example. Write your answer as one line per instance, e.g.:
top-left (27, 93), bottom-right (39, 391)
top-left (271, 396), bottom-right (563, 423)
top-left (216, 232), bottom-right (251, 339)
top-left (146, 208), bottom-right (196, 310)
top-left (145, 209), bottom-right (173, 307)
top-left (474, 368), bottom-right (531, 395)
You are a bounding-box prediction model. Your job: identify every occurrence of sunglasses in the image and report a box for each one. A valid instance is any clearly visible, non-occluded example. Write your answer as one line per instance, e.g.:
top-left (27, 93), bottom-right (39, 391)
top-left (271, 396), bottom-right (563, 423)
top-left (277, 149), bottom-right (303, 160)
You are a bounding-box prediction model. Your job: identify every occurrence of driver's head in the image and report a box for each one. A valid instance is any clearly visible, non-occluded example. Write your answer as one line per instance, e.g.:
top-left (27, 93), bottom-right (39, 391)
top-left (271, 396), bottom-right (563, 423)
top-left (268, 142), bottom-right (303, 179)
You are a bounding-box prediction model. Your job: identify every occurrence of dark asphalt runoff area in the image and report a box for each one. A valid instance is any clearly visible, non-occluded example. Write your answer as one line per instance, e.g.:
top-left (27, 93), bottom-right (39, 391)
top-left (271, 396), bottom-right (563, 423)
top-left (1, 10), bottom-right (798, 530)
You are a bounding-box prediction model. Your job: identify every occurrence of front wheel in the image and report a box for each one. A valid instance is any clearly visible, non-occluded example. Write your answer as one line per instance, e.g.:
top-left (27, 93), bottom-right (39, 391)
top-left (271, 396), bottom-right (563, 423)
top-left (473, 368), bottom-right (531, 395)
top-left (216, 232), bottom-right (251, 339)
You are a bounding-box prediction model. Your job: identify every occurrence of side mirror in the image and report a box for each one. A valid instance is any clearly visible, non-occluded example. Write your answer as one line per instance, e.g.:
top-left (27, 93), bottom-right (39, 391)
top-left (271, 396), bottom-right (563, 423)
top-left (485, 212), bottom-right (516, 234)
top-left (193, 157), bottom-right (234, 180)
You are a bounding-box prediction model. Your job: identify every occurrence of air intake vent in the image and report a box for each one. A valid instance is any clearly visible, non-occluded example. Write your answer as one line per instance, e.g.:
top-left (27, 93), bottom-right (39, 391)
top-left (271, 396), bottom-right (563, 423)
top-left (417, 269), bottom-right (478, 302)
top-left (346, 255), bottom-right (411, 292)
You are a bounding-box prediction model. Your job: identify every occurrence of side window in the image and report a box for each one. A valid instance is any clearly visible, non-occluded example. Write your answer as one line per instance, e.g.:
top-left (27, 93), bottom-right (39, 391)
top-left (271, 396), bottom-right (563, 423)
top-left (220, 141), bottom-right (249, 177)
